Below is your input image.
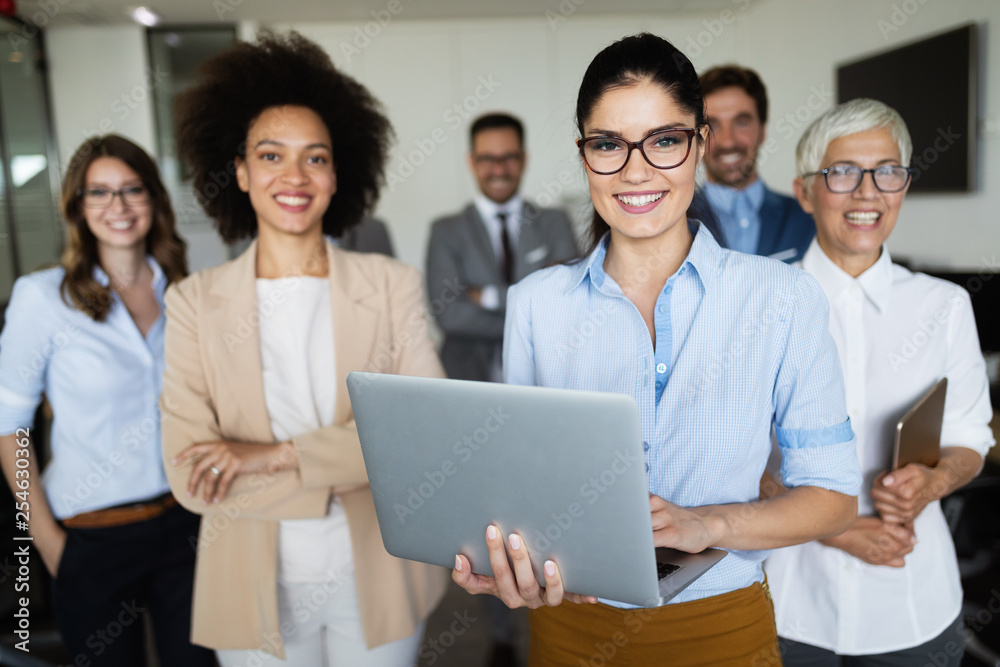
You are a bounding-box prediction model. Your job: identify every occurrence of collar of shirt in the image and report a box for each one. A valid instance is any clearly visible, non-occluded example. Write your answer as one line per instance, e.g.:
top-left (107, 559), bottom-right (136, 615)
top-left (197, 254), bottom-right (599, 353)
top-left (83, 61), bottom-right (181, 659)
top-left (93, 255), bottom-right (167, 293)
top-left (800, 238), bottom-right (893, 313)
top-left (474, 193), bottom-right (523, 260)
top-left (566, 221), bottom-right (719, 296)
top-left (474, 193), bottom-right (522, 229)
top-left (703, 179), bottom-right (765, 215)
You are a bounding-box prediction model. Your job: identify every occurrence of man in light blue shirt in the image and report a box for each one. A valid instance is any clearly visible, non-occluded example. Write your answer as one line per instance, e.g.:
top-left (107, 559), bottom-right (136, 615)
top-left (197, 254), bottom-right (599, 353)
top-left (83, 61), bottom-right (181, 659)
top-left (701, 66), bottom-right (815, 263)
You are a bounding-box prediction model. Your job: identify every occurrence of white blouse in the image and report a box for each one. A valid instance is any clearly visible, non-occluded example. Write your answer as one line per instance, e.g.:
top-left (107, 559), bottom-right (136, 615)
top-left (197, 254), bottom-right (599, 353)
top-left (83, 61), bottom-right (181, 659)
top-left (257, 276), bottom-right (352, 584)
top-left (766, 240), bottom-right (994, 654)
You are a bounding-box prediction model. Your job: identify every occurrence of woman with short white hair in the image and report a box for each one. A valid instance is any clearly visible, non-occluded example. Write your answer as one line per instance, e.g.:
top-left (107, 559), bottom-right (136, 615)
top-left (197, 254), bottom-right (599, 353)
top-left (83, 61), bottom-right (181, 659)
top-left (765, 97), bottom-right (994, 666)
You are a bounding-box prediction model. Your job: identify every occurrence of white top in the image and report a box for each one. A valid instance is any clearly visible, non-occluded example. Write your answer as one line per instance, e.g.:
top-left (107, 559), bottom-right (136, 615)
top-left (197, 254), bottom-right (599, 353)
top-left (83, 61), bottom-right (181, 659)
top-left (766, 239), bottom-right (994, 654)
top-left (256, 276), bottom-right (353, 584)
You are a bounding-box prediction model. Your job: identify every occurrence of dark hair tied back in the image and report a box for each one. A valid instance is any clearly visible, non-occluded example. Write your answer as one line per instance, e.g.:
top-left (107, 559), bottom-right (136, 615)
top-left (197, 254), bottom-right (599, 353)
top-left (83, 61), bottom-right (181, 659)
top-left (575, 33), bottom-right (724, 251)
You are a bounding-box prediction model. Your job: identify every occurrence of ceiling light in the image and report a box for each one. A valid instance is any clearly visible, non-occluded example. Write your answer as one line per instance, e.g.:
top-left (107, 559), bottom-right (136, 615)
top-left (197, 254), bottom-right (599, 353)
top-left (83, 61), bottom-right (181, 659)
top-left (130, 7), bottom-right (161, 27)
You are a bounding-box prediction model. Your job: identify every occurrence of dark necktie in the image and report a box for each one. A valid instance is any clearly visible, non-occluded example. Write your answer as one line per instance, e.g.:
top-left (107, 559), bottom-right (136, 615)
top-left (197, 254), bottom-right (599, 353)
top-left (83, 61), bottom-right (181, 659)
top-left (497, 211), bottom-right (514, 284)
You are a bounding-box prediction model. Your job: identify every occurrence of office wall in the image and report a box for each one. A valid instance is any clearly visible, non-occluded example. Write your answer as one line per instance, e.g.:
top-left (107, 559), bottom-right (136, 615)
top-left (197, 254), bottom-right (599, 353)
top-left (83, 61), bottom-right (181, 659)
top-left (744, 0), bottom-right (1000, 270)
top-left (46, 25), bottom-right (157, 170)
top-left (43, 1), bottom-right (998, 272)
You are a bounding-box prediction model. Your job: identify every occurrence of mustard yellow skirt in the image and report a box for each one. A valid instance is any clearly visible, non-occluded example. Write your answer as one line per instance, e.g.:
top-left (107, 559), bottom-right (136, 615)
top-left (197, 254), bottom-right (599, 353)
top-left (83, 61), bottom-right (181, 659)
top-left (528, 581), bottom-right (781, 666)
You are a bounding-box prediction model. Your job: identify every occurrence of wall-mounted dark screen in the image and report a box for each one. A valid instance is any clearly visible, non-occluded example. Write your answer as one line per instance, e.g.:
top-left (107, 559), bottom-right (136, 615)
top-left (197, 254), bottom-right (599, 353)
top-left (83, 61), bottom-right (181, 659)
top-left (837, 24), bottom-right (977, 193)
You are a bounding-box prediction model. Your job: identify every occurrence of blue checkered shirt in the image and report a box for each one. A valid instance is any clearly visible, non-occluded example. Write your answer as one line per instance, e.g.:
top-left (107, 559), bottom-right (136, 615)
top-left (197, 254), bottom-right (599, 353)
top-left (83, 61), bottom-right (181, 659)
top-left (503, 224), bottom-right (861, 605)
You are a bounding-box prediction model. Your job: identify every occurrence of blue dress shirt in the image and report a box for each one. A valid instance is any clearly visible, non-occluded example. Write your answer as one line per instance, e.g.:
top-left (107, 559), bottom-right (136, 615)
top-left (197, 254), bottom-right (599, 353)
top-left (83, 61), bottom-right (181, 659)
top-left (704, 179), bottom-right (766, 255)
top-left (0, 260), bottom-right (171, 518)
top-left (503, 224), bottom-right (860, 604)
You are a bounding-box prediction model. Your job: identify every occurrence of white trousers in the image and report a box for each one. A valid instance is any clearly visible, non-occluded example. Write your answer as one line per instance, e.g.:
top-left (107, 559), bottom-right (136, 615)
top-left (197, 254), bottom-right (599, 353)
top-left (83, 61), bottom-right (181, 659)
top-left (216, 575), bottom-right (424, 667)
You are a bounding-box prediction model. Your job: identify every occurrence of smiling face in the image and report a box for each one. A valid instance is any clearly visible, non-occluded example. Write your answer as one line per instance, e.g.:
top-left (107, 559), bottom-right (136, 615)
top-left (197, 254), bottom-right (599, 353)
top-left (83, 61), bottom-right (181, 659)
top-left (703, 86), bottom-right (764, 188)
top-left (468, 127), bottom-right (525, 204)
top-left (236, 105), bottom-right (336, 241)
top-left (82, 157), bottom-right (153, 252)
top-left (582, 81), bottom-right (706, 248)
top-left (794, 127), bottom-right (908, 276)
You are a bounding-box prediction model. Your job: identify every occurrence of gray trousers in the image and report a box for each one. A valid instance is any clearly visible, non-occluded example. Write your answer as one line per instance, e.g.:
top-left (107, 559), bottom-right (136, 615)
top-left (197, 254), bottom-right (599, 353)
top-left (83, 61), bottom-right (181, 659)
top-left (779, 614), bottom-right (966, 666)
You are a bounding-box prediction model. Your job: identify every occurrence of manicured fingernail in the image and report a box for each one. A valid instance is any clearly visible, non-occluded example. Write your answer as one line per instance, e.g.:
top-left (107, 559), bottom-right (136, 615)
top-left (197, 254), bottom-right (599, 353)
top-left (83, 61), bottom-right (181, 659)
top-left (487, 525), bottom-right (497, 540)
top-left (544, 560), bottom-right (555, 576)
top-left (455, 555), bottom-right (463, 572)
top-left (509, 534), bottom-right (521, 550)
top-left (884, 475), bottom-right (894, 485)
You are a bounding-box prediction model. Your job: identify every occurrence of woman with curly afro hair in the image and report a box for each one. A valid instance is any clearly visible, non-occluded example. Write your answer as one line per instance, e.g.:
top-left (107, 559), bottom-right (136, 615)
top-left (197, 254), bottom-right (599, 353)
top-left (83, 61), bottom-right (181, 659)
top-left (160, 31), bottom-right (447, 665)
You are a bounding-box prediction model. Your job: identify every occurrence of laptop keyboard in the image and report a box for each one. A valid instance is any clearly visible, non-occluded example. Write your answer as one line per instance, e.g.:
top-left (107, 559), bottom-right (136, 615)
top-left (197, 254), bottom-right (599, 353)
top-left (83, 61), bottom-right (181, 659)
top-left (657, 562), bottom-right (680, 580)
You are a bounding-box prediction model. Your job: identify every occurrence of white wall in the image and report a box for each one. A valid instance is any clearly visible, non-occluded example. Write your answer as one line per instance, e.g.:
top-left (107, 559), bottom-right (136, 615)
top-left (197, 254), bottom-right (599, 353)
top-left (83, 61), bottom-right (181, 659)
top-left (43, 1), bottom-right (999, 272)
top-left (46, 25), bottom-right (157, 170)
top-left (45, 23), bottom-right (229, 271)
top-left (278, 13), bottom-right (741, 271)
top-left (744, 0), bottom-right (1000, 270)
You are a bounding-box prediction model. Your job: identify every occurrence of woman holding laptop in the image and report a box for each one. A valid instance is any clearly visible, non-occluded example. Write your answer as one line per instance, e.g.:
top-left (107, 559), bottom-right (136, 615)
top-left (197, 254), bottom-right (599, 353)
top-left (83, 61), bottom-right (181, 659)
top-left (453, 33), bottom-right (863, 665)
top-left (764, 98), bottom-right (993, 666)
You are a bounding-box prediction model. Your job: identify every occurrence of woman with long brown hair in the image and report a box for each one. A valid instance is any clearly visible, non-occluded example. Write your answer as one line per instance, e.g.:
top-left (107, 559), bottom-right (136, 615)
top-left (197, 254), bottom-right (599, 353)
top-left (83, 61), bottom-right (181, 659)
top-left (0, 134), bottom-right (213, 666)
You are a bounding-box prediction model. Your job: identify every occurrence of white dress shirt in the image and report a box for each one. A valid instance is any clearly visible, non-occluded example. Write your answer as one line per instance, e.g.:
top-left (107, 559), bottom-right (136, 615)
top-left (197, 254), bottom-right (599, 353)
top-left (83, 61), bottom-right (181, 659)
top-left (473, 193), bottom-right (522, 311)
top-left (766, 239), bottom-right (994, 655)
top-left (257, 276), bottom-right (353, 584)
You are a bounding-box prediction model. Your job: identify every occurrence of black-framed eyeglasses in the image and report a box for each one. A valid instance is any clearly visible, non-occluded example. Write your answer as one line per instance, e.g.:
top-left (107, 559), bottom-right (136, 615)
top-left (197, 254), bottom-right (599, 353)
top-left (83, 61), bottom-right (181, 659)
top-left (472, 152), bottom-right (524, 167)
top-left (79, 185), bottom-right (151, 209)
top-left (803, 165), bottom-right (913, 194)
top-left (576, 128), bottom-right (698, 175)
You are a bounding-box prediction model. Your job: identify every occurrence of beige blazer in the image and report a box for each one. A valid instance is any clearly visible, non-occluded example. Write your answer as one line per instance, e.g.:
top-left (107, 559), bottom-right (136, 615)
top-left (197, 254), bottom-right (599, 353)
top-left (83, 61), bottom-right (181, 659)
top-left (159, 239), bottom-right (447, 657)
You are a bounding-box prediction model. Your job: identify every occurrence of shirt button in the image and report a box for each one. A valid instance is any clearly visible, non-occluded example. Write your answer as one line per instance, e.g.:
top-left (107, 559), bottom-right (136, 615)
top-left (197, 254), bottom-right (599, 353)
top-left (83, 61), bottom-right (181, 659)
top-left (656, 363), bottom-right (667, 374)
top-left (643, 441), bottom-right (650, 452)
top-left (658, 305), bottom-right (667, 314)
top-left (645, 463), bottom-right (650, 472)
top-left (665, 285), bottom-right (672, 294)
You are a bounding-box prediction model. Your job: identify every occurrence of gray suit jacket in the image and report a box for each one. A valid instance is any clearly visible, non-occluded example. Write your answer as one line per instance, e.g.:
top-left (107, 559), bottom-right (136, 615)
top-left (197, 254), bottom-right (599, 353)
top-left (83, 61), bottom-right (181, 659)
top-left (338, 216), bottom-right (395, 256)
top-left (426, 201), bottom-right (578, 381)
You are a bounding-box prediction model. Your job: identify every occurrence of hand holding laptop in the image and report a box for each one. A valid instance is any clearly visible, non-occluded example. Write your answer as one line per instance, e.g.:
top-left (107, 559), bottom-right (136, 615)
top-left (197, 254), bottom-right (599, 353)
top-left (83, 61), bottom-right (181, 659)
top-left (452, 524), bottom-right (598, 609)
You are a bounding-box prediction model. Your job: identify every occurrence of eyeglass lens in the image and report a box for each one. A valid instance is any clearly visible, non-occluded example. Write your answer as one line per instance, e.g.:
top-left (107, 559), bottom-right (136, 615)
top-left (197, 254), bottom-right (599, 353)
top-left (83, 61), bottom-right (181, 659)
top-left (82, 186), bottom-right (150, 208)
top-left (582, 130), bottom-right (692, 174)
top-left (825, 166), bottom-right (910, 193)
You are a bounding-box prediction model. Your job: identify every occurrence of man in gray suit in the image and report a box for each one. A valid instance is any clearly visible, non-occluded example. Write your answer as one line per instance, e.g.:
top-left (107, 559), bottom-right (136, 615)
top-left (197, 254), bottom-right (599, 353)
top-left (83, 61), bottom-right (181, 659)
top-left (427, 113), bottom-right (578, 383)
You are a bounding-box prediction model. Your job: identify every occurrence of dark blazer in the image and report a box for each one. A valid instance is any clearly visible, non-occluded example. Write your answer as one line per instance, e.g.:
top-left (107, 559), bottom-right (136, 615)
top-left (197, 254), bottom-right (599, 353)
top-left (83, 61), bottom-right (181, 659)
top-left (756, 186), bottom-right (816, 264)
top-left (426, 201), bottom-right (578, 382)
top-left (338, 216), bottom-right (395, 257)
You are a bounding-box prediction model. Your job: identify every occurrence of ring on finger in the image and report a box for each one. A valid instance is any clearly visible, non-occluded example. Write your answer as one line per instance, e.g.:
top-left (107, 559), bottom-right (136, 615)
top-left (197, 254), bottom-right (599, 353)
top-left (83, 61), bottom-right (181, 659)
top-left (210, 465), bottom-right (222, 476)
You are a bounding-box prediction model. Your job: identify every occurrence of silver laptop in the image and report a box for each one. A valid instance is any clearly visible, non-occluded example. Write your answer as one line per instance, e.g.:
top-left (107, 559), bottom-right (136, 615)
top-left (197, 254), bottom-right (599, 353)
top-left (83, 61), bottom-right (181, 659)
top-left (346, 372), bottom-right (726, 607)
top-left (893, 377), bottom-right (947, 469)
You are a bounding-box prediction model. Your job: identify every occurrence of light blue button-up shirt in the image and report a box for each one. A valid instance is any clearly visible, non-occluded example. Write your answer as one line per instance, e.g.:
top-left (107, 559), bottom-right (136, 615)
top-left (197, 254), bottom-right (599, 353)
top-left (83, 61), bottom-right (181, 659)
top-left (0, 260), bottom-right (171, 518)
top-left (503, 224), bottom-right (860, 604)
top-left (704, 179), bottom-right (766, 255)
